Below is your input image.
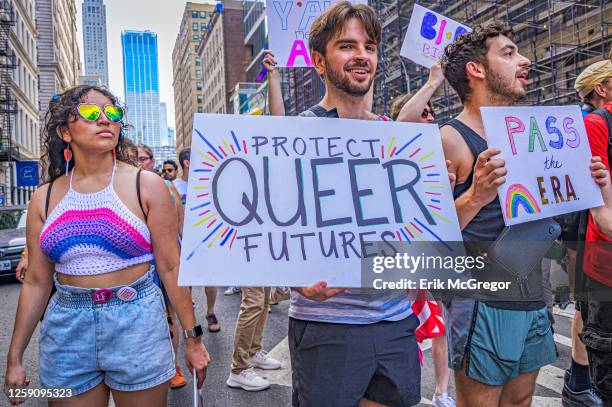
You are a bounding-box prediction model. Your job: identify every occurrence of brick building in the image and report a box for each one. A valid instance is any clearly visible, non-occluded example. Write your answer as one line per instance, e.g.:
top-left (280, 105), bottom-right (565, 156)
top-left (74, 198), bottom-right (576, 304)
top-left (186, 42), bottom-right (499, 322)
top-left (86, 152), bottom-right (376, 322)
top-left (198, 0), bottom-right (249, 114)
top-left (172, 2), bottom-right (216, 152)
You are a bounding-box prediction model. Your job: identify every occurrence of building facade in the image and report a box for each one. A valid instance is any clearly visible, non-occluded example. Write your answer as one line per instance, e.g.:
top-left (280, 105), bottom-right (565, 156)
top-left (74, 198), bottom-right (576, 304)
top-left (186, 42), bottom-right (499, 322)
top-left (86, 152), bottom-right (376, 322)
top-left (159, 101), bottom-right (167, 146)
top-left (370, 0), bottom-right (612, 120)
top-left (238, 0), bottom-right (267, 114)
top-left (151, 145), bottom-right (177, 167)
top-left (121, 30), bottom-right (161, 147)
top-left (81, 0), bottom-right (108, 88)
top-left (36, 0), bottom-right (81, 125)
top-left (79, 74), bottom-right (100, 86)
top-left (0, 0), bottom-right (39, 205)
top-left (280, 68), bottom-right (325, 116)
top-left (167, 126), bottom-right (174, 147)
top-left (198, 0), bottom-right (248, 114)
top-left (172, 2), bottom-right (215, 153)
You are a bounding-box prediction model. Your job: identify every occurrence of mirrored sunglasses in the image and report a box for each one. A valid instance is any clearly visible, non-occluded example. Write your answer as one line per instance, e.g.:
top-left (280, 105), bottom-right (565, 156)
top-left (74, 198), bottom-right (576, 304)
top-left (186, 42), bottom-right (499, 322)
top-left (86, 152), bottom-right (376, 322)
top-left (78, 103), bottom-right (125, 123)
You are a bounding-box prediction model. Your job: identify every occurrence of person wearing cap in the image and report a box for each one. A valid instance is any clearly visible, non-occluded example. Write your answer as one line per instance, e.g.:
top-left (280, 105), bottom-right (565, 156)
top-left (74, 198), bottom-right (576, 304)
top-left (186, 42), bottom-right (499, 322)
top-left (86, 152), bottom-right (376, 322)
top-left (575, 60), bottom-right (612, 116)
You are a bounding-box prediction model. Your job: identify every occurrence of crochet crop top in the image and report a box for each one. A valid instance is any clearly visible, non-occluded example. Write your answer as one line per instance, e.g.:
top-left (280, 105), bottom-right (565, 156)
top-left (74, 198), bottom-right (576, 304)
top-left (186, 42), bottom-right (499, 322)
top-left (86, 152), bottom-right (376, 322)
top-left (39, 161), bottom-right (154, 275)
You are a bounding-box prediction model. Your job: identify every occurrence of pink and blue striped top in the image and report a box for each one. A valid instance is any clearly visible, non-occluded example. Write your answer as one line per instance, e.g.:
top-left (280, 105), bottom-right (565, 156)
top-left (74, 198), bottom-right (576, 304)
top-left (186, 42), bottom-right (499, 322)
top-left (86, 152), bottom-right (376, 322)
top-left (40, 163), bottom-right (153, 275)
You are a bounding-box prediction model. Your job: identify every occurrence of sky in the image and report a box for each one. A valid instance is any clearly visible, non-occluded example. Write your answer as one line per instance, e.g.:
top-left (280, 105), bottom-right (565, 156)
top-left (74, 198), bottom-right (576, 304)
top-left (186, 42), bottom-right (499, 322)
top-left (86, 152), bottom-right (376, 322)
top-left (76, 0), bottom-right (217, 128)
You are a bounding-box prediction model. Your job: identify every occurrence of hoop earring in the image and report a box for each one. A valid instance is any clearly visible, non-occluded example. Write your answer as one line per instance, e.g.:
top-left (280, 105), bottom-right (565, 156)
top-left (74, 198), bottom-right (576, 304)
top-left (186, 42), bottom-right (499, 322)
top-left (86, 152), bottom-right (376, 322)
top-left (63, 144), bottom-right (72, 176)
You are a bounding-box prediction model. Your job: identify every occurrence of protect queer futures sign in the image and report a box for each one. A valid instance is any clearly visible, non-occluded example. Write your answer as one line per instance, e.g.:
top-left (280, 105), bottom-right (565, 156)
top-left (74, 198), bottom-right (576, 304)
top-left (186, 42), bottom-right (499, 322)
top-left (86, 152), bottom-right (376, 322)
top-left (482, 106), bottom-right (604, 226)
top-left (266, 0), bottom-right (367, 68)
top-left (400, 4), bottom-right (471, 68)
top-left (179, 115), bottom-right (462, 287)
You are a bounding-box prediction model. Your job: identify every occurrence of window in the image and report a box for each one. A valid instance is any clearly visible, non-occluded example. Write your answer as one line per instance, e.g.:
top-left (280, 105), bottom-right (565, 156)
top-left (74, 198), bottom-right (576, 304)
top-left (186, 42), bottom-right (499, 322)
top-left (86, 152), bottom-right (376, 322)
top-left (193, 34), bottom-right (200, 40)
top-left (197, 95), bottom-right (203, 103)
top-left (196, 82), bottom-right (203, 90)
top-left (191, 11), bottom-right (198, 18)
top-left (201, 23), bottom-right (207, 31)
top-left (197, 107), bottom-right (203, 113)
top-left (199, 11), bottom-right (207, 18)
top-left (193, 23), bottom-right (198, 30)
top-left (195, 58), bottom-right (201, 66)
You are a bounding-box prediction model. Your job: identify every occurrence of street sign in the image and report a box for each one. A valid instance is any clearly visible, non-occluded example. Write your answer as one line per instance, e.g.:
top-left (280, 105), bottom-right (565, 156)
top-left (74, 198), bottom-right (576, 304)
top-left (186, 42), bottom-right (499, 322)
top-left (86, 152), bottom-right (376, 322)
top-left (16, 161), bottom-right (39, 187)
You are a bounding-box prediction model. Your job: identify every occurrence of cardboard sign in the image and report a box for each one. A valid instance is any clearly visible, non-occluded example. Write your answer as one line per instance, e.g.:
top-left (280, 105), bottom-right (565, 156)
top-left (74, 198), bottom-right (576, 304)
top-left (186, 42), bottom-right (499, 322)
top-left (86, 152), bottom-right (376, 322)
top-left (266, 0), bottom-right (367, 68)
top-left (400, 4), bottom-right (471, 68)
top-left (481, 106), bottom-right (604, 226)
top-left (179, 114), bottom-right (462, 287)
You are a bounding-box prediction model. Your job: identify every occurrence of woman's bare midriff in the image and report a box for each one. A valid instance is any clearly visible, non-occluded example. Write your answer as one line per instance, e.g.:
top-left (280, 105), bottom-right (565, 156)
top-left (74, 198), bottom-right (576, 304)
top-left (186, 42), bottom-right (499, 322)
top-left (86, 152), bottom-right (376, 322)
top-left (56, 262), bottom-right (152, 288)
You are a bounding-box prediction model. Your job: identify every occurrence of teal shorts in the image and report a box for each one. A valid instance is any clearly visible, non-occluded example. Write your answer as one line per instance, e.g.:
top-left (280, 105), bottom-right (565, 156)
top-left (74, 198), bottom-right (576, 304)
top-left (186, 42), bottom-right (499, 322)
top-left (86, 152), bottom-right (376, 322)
top-left (464, 303), bottom-right (557, 386)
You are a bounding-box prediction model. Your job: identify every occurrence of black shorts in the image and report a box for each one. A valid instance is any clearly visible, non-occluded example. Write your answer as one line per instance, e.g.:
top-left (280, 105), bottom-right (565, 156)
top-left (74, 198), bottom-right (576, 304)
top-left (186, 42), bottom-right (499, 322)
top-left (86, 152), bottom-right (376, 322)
top-left (288, 315), bottom-right (421, 407)
top-left (579, 277), bottom-right (612, 402)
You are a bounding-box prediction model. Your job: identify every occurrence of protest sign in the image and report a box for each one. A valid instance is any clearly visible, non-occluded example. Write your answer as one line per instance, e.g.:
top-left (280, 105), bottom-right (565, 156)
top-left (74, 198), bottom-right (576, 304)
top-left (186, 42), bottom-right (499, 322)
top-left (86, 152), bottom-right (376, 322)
top-left (266, 0), bottom-right (367, 68)
top-left (179, 115), bottom-right (462, 287)
top-left (481, 105), bottom-right (604, 226)
top-left (400, 4), bottom-right (471, 68)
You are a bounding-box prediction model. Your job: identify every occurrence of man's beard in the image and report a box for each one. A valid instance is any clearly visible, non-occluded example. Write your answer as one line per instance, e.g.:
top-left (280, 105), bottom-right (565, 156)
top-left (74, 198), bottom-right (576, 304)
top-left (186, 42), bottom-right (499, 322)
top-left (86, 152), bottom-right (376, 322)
top-left (325, 60), bottom-right (373, 96)
top-left (485, 69), bottom-right (526, 104)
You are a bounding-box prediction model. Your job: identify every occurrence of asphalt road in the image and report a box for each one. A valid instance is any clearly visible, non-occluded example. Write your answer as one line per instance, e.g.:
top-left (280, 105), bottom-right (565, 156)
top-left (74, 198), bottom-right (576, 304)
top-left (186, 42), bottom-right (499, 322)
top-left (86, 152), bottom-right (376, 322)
top-left (0, 281), bottom-right (571, 407)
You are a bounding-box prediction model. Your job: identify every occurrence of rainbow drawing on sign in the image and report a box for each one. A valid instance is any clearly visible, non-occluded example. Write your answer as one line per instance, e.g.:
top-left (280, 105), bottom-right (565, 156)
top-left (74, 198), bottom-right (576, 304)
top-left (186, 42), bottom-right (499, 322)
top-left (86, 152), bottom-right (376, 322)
top-left (505, 183), bottom-right (541, 219)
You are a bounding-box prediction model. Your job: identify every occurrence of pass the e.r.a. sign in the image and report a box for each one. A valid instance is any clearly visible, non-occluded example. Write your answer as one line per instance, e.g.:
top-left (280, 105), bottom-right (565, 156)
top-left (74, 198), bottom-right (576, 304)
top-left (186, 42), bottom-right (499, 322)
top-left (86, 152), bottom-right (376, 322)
top-left (179, 115), bottom-right (462, 287)
top-left (482, 105), bottom-right (604, 226)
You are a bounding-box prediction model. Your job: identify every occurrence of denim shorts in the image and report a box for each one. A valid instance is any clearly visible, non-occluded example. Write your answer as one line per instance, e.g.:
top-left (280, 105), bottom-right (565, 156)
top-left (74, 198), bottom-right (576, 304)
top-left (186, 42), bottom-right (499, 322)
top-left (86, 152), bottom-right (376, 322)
top-left (39, 271), bottom-right (175, 395)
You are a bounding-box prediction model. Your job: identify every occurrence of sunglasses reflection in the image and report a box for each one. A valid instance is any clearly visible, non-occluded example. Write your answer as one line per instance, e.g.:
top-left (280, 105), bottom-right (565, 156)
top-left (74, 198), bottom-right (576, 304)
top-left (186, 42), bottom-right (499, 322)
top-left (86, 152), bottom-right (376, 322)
top-left (78, 103), bottom-right (125, 123)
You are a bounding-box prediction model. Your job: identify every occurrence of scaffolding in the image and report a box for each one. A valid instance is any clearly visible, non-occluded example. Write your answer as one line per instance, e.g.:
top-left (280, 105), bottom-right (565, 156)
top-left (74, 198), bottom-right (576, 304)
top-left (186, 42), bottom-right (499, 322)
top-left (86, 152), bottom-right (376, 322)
top-left (369, 0), bottom-right (612, 121)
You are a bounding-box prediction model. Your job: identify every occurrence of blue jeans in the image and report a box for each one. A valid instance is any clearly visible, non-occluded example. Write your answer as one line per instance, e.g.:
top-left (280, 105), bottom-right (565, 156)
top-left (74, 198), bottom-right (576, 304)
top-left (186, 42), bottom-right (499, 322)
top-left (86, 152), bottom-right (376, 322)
top-left (39, 271), bottom-right (175, 395)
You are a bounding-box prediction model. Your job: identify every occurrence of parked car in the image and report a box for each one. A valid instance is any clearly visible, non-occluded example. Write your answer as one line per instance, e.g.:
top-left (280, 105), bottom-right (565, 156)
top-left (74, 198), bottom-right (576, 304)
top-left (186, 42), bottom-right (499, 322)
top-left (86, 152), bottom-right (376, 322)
top-left (0, 205), bottom-right (26, 282)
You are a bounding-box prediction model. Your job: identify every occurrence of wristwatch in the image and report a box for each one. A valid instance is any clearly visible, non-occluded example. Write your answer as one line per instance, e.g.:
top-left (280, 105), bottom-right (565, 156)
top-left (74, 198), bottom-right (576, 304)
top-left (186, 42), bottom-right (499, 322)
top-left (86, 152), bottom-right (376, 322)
top-left (183, 324), bottom-right (203, 339)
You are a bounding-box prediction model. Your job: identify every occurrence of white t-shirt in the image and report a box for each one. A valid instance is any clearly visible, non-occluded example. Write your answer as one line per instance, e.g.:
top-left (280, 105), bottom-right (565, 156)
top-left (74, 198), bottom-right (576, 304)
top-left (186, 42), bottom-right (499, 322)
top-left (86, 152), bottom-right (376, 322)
top-left (173, 178), bottom-right (188, 206)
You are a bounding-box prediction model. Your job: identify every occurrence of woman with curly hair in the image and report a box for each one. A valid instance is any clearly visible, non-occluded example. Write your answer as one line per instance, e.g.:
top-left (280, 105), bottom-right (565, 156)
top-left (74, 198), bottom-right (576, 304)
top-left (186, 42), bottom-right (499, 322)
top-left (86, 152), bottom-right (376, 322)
top-left (4, 85), bottom-right (209, 406)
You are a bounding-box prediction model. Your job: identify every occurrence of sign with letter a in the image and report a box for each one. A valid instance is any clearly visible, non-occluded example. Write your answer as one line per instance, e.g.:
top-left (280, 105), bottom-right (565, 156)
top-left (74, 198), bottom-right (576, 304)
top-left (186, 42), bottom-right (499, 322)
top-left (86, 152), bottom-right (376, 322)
top-left (267, 0), bottom-right (367, 68)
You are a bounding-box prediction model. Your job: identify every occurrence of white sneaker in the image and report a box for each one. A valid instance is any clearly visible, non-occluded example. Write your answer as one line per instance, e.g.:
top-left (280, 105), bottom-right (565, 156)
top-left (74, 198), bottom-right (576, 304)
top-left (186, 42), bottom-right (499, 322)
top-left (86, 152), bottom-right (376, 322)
top-left (250, 350), bottom-right (282, 370)
top-left (224, 286), bottom-right (241, 296)
top-left (432, 393), bottom-right (456, 407)
top-left (226, 368), bottom-right (270, 391)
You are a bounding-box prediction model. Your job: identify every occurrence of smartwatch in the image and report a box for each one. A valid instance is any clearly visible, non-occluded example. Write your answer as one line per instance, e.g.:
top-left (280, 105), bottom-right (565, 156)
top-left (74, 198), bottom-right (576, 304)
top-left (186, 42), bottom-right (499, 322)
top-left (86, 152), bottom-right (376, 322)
top-left (183, 324), bottom-right (204, 339)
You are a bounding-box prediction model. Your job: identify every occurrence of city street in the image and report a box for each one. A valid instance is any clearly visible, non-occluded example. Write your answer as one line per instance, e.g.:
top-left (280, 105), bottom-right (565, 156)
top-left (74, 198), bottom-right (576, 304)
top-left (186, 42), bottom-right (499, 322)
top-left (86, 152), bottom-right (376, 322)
top-left (0, 280), bottom-right (571, 407)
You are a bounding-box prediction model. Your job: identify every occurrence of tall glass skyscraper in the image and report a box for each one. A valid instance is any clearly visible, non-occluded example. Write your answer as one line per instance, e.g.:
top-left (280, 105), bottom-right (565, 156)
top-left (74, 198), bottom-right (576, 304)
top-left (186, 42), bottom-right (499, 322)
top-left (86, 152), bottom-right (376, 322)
top-left (121, 30), bottom-right (161, 147)
top-left (82, 0), bottom-right (109, 88)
